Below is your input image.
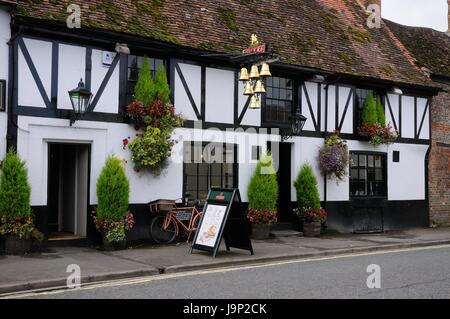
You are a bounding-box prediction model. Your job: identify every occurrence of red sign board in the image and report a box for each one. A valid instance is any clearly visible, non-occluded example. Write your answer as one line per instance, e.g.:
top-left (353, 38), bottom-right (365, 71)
top-left (242, 43), bottom-right (266, 55)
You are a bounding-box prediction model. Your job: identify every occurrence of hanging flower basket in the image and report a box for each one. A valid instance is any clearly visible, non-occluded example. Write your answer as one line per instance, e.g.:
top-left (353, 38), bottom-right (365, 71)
top-left (357, 123), bottom-right (398, 145)
top-left (318, 131), bottom-right (350, 182)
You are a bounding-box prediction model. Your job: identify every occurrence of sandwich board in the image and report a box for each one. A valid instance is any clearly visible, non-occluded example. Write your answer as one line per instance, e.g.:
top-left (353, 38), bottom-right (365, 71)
top-left (191, 188), bottom-right (254, 258)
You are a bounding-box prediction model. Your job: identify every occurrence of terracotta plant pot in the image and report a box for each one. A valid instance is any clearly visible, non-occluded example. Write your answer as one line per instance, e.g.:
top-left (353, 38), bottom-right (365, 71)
top-left (4, 235), bottom-right (32, 255)
top-left (251, 223), bottom-right (271, 240)
top-left (101, 232), bottom-right (127, 251)
top-left (303, 221), bottom-right (322, 237)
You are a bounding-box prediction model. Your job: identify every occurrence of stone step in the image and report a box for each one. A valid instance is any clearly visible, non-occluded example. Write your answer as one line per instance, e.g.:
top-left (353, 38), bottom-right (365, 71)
top-left (270, 230), bottom-right (303, 238)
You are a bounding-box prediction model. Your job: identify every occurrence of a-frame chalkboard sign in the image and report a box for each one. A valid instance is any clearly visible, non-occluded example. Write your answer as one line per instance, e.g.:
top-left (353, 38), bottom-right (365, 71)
top-left (191, 188), bottom-right (254, 258)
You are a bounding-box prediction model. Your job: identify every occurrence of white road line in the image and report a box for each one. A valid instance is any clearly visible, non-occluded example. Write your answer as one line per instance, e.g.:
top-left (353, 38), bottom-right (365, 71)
top-left (3, 243), bottom-right (450, 299)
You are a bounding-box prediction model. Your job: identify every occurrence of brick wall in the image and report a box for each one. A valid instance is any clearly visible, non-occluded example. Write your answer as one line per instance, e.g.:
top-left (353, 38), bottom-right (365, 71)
top-left (429, 81), bottom-right (450, 226)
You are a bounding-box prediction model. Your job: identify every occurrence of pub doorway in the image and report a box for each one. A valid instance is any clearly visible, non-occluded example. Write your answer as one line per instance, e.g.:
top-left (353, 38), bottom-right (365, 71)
top-left (47, 143), bottom-right (90, 240)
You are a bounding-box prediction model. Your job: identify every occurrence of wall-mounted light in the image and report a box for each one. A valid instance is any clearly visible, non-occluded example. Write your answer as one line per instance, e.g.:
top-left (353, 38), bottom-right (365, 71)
top-left (68, 78), bottom-right (93, 126)
top-left (390, 86), bottom-right (403, 95)
top-left (310, 74), bottom-right (326, 83)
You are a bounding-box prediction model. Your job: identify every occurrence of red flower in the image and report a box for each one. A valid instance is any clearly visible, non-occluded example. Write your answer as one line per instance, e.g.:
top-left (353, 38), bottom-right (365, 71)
top-left (122, 138), bottom-right (129, 149)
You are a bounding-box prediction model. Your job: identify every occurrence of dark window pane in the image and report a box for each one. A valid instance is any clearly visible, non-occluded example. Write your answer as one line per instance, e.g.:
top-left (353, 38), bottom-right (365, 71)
top-left (359, 155), bottom-right (366, 167)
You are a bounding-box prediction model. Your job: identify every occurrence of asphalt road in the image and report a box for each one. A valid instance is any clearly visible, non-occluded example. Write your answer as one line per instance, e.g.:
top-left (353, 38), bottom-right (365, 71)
top-left (15, 245), bottom-right (450, 299)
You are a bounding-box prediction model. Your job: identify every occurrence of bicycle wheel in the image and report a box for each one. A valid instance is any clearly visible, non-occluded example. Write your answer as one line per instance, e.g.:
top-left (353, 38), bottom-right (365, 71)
top-left (150, 215), bottom-right (177, 244)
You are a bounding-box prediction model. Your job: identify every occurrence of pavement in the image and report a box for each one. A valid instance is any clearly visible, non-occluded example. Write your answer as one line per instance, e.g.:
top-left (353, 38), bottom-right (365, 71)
top-left (1, 227), bottom-right (450, 295)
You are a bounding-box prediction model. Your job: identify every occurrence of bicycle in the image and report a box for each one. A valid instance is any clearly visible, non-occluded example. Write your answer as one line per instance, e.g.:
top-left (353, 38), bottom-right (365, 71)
top-left (149, 197), bottom-right (203, 244)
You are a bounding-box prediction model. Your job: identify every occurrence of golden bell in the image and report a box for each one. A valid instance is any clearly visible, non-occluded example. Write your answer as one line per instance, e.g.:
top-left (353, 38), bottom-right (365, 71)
top-left (244, 81), bottom-right (254, 95)
top-left (260, 63), bottom-right (271, 77)
top-left (249, 95), bottom-right (260, 109)
top-left (254, 80), bottom-right (266, 93)
top-left (239, 68), bottom-right (249, 81)
top-left (249, 65), bottom-right (260, 79)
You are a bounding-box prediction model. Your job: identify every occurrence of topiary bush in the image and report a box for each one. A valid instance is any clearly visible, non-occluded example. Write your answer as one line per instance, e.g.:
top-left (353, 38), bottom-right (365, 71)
top-left (154, 64), bottom-right (171, 104)
top-left (96, 155), bottom-right (130, 222)
top-left (134, 56), bottom-right (155, 106)
top-left (0, 148), bottom-right (31, 219)
top-left (247, 153), bottom-right (278, 212)
top-left (376, 95), bottom-right (386, 126)
top-left (294, 163), bottom-right (321, 214)
top-left (361, 91), bottom-right (377, 125)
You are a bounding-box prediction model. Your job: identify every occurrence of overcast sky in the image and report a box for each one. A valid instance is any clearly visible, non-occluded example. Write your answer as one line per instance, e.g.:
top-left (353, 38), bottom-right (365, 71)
top-left (382, 0), bottom-right (448, 31)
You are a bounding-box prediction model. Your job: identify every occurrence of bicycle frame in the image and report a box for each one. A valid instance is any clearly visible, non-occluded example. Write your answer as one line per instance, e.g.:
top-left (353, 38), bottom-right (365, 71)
top-left (162, 206), bottom-right (202, 242)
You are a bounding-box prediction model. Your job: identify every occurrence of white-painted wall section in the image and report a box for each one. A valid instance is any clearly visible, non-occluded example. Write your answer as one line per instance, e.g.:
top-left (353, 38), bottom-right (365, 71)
top-left (0, 8), bottom-right (9, 160)
top-left (57, 44), bottom-right (86, 110)
top-left (205, 67), bottom-right (234, 124)
top-left (90, 49), bottom-right (120, 113)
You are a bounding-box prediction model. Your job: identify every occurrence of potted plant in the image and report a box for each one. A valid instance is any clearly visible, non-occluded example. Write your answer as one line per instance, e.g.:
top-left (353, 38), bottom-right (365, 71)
top-left (93, 155), bottom-right (134, 251)
top-left (123, 57), bottom-right (184, 171)
top-left (357, 92), bottom-right (398, 145)
top-left (318, 131), bottom-right (350, 182)
top-left (0, 149), bottom-right (43, 254)
top-left (294, 163), bottom-right (327, 237)
top-left (246, 153), bottom-right (278, 239)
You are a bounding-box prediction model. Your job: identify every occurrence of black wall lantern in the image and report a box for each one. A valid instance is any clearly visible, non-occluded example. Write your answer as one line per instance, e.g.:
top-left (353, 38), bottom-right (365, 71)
top-left (281, 107), bottom-right (307, 141)
top-left (68, 78), bottom-right (92, 126)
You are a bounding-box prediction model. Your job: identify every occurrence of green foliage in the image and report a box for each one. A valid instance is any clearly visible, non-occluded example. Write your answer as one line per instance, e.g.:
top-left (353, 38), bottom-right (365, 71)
top-left (128, 127), bottom-right (172, 170)
top-left (0, 149), bottom-right (31, 218)
top-left (154, 65), bottom-right (171, 104)
top-left (134, 56), bottom-right (155, 106)
top-left (376, 96), bottom-right (386, 126)
top-left (218, 6), bottom-right (239, 32)
top-left (247, 154), bottom-right (278, 211)
top-left (361, 91), bottom-right (378, 125)
top-left (294, 163), bottom-right (321, 213)
top-left (96, 156), bottom-right (130, 221)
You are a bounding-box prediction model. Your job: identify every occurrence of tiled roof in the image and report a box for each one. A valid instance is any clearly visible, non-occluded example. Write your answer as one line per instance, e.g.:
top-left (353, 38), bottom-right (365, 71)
top-left (0, 0), bottom-right (17, 6)
top-left (12, 0), bottom-right (438, 88)
top-left (385, 20), bottom-right (450, 78)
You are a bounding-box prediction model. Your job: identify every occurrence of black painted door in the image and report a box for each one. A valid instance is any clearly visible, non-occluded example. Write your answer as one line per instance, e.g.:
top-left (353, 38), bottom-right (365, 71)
top-left (269, 142), bottom-right (293, 222)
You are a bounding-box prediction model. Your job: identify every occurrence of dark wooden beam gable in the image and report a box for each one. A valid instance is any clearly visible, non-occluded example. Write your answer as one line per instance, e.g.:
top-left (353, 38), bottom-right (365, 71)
top-left (338, 87), bottom-right (354, 132)
top-left (174, 62), bottom-right (201, 120)
top-left (18, 37), bottom-right (52, 108)
top-left (302, 83), bottom-right (318, 131)
top-left (87, 53), bottom-right (119, 113)
top-left (385, 94), bottom-right (398, 132)
top-left (416, 98), bottom-right (430, 139)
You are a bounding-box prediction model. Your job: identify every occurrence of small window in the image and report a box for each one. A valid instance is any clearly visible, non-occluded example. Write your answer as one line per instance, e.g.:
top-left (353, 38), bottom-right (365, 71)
top-left (264, 76), bottom-right (294, 124)
top-left (350, 152), bottom-right (387, 197)
top-left (183, 142), bottom-right (237, 203)
top-left (126, 55), bottom-right (165, 105)
top-left (0, 80), bottom-right (5, 111)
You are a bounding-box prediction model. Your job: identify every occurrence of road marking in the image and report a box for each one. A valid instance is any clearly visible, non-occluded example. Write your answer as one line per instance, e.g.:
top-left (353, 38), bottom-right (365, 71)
top-left (3, 243), bottom-right (450, 299)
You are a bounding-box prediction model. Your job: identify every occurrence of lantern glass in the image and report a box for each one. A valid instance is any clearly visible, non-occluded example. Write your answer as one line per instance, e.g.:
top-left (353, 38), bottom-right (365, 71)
top-left (68, 79), bottom-right (92, 114)
top-left (290, 112), bottom-right (307, 136)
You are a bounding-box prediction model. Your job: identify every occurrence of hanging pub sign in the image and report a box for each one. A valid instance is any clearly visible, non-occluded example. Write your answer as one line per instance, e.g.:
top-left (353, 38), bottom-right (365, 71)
top-left (191, 188), bottom-right (254, 258)
top-left (242, 43), bottom-right (267, 55)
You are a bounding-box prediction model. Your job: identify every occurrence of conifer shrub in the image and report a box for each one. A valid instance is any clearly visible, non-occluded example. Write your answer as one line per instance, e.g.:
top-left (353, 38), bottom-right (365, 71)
top-left (376, 95), bottom-right (386, 126)
top-left (246, 154), bottom-right (278, 224)
top-left (96, 155), bottom-right (130, 221)
top-left (134, 56), bottom-right (155, 106)
top-left (0, 149), bottom-right (42, 242)
top-left (361, 91), bottom-right (377, 125)
top-left (0, 149), bottom-right (31, 218)
top-left (294, 163), bottom-right (321, 214)
top-left (94, 156), bottom-right (134, 244)
top-left (154, 65), bottom-right (171, 104)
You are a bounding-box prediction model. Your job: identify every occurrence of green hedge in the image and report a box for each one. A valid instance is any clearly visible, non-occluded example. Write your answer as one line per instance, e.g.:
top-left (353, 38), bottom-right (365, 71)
top-left (247, 153), bottom-right (278, 211)
top-left (134, 56), bottom-right (155, 106)
top-left (376, 95), bottom-right (386, 126)
top-left (96, 155), bottom-right (130, 221)
top-left (362, 91), bottom-right (377, 125)
top-left (0, 149), bottom-right (31, 218)
top-left (294, 163), bottom-right (321, 213)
